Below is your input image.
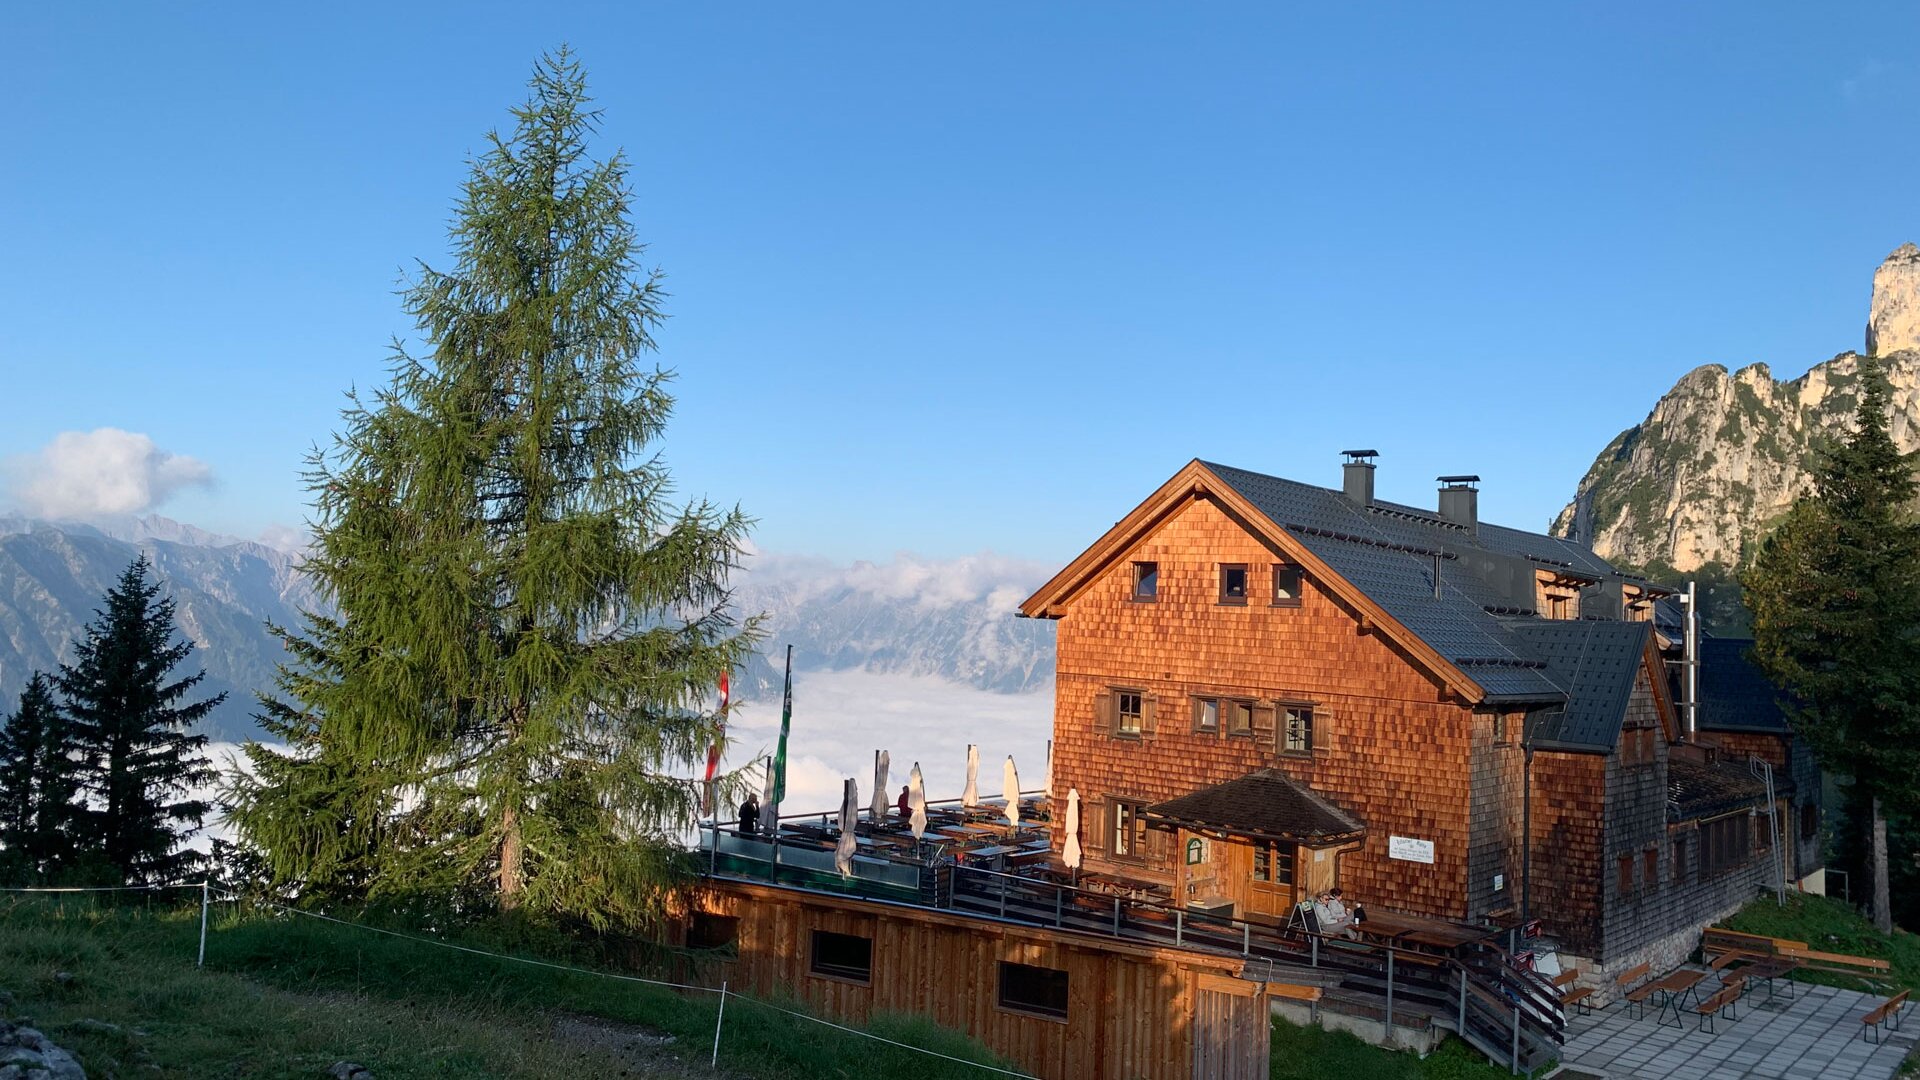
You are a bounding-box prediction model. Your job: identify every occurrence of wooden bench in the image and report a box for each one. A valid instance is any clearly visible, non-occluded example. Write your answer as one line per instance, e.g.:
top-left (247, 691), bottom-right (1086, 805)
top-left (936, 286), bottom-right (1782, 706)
top-left (1613, 962), bottom-right (1653, 1018)
top-left (1709, 948), bottom-right (1766, 973)
top-left (1695, 985), bottom-right (1742, 1034)
top-left (1862, 989), bottom-right (1909, 1043)
top-left (1704, 927), bottom-right (1807, 960)
top-left (1553, 969), bottom-right (1595, 1016)
top-left (1268, 981), bottom-right (1326, 1023)
top-left (1780, 946), bottom-right (1893, 989)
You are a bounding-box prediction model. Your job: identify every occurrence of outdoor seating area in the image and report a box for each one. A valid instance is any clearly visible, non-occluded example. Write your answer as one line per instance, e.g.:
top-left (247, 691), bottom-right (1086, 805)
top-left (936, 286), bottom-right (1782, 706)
top-left (1559, 929), bottom-right (1914, 1079)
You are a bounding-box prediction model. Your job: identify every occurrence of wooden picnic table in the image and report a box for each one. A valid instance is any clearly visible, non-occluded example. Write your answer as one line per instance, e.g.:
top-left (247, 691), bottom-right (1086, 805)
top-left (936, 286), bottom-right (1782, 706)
top-left (1352, 907), bottom-right (1498, 954)
top-left (1651, 968), bottom-right (1707, 1027)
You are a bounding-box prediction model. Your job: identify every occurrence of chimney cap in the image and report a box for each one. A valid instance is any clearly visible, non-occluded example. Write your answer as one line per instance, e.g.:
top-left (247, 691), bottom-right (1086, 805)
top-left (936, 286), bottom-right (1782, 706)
top-left (1342, 449), bottom-right (1380, 462)
top-left (1437, 474), bottom-right (1481, 487)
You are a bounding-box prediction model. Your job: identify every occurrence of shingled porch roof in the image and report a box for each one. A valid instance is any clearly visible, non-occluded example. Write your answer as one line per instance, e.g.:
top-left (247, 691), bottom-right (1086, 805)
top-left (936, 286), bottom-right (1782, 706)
top-left (1142, 770), bottom-right (1367, 846)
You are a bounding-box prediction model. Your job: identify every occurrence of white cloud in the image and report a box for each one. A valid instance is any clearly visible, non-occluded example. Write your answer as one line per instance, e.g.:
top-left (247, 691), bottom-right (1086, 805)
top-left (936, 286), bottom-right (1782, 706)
top-left (256, 523), bottom-right (312, 554)
top-left (6, 428), bottom-right (214, 519)
top-left (715, 669), bottom-right (1053, 818)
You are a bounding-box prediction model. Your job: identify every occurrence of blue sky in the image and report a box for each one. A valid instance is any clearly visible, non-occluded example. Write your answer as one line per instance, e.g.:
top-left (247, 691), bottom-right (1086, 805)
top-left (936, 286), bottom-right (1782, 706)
top-left (2, 4), bottom-right (1915, 565)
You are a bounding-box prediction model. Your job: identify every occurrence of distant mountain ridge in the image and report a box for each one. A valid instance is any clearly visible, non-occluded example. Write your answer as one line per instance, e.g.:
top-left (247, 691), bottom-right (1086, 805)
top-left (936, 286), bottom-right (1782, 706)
top-left (0, 517), bottom-right (1056, 738)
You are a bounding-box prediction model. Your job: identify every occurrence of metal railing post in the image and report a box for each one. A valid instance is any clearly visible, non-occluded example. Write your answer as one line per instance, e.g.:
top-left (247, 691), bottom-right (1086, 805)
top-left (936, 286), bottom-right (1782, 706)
top-left (1457, 968), bottom-right (1468, 1033)
top-left (1385, 949), bottom-right (1395, 1038)
top-left (1311, 935), bottom-right (1319, 967)
top-left (1113, 896), bottom-right (1122, 935)
top-left (198, 880), bottom-right (209, 968)
top-left (1242, 922), bottom-right (1251, 956)
top-left (1175, 910), bottom-right (1184, 946)
top-left (712, 981), bottom-right (728, 1067)
top-left (1053, 886), bottom-right (1063, 928)
top-left (1509, 1004), bottom-right (1521, 1075)
top-left (998, 873), bottom-right (1008, 919)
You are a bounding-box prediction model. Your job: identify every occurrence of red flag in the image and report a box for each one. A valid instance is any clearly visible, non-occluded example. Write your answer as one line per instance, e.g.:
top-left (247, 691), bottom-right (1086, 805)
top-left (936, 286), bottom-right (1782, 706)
top-left (704, 671), bottom-right (729, 783)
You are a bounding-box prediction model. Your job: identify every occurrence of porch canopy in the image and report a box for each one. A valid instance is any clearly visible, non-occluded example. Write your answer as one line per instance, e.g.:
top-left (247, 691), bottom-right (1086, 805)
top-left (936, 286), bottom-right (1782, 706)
top-left (1141, 769), bottom-right (1366, 846)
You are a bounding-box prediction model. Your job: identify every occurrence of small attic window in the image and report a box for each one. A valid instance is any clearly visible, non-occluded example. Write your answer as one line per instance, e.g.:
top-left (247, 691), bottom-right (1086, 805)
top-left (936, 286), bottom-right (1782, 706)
top-left (1132, 561), bottom-right (1158, 602)
top-left (1219, 564), bottom-right (1248, 605)
top-left (1272, 566), bottom-right (1302, 607)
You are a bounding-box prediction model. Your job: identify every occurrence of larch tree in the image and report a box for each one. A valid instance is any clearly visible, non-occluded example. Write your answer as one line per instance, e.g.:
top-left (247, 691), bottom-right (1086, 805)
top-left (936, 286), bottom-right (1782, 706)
top-left (0, 672), bottom-right (83, 883)
top-left (230, 50), bottom-right (758, 930)
top-left (1744, 355), bottom-right (1920, 932)
top-left (56, 558), bottom-right (222, 885)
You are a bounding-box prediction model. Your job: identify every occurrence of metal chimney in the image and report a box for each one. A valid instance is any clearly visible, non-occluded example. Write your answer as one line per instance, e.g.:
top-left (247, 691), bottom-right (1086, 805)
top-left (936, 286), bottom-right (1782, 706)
top-left (1437, 475), bottom-right (1480, 535)
top-left (1342, 450), bottom-right (1378, 507)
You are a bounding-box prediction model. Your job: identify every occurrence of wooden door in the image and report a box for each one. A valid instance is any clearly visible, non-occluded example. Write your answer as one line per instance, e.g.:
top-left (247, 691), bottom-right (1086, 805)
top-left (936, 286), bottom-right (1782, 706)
top-left (1246, 841), bottom-right (1298, 919)
top-left (1192, 975), bottom-right (1269, 1080)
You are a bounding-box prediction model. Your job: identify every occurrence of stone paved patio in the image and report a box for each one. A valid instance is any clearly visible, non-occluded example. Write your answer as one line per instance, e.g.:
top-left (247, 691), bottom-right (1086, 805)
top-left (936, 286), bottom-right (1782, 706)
top-left (1559, 970), bottom-right (1913, 1079)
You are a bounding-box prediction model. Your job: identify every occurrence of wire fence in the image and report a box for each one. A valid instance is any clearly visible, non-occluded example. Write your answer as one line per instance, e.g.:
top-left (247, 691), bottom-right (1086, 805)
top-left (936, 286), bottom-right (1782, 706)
top-left (3, 882), bottom-right (1037, 1078)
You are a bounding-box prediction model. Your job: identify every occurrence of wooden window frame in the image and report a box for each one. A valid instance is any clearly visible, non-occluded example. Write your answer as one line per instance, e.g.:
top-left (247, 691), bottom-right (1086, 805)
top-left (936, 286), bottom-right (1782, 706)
top-left (1616, 855), bottom-right (1633, 895)
top-left (997, 961), bottom-right (1070, 1022)
top-left (1643, 847), bottom-right (1659, 889)
top-left (688, 912), bottom-right (739, 951)
top-left (1109, 798), bottom-right (1149, 861)
top-left (808, 929), bottom-right (874, 985)
top-left (1193, 696), bottom-right (1220, 735)
top-left (1671, 832), bottom-right (1690, 885)
top-left (1218, 563), bottom-right (1249, 605)
top-left (1224, 698), bottom-right (1255, 738)
top-left (1114, 689), bottom-right (1144, 738)
top-left (1131, 561), bottom-right (1159, 603)
top-left (1700, 812), bottom-right (1751, 877)
top-left (1252, 843), bottom-right (1296, 886)
top-left (1492, 712), bottom-right (1509, 746)
top-left (1271, 565), bottom-right (1303, 607)
top-left (1278, 702), bottom-right (1315, 756)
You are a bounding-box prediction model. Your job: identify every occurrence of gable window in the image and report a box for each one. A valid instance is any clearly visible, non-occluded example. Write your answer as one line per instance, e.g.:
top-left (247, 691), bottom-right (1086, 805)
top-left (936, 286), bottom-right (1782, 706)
top-left (1132, 561), bottom-right (1159, 602)
top-left (1193, 697), bottom-right (1219, 734)
top-left (1492, 712), bottom-right (1509, 745)
top-left (1225, 699), bottom-right (1254, 737)
top-left (1252, 844), bottom-right (1295, 885)
top-left (998, 961), bottom-right (1069, 1021)
top-left (809, 929), bottom-right (873, 984)
top-left (1271, 565), bottom-right (1303, 606)
top-left (1115, 691), bottom-right (1144, 736)
top-left (1219, 564), bottom-right (1249, 605)
top-left (1280, 704), bottom-right (1314, 755)
top-left (1111, 799), bottom-right (1149, 860)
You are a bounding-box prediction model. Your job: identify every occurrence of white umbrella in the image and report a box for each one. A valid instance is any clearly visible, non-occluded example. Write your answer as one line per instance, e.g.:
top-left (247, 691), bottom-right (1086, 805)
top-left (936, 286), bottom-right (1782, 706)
top-left (1063, 788), bottom-right (1083, 871)
top-left (1003, 755), bottom-right (1021, 830)
top-left (759, 756), bottom-right (778, 836)
top-left (962, 744), bottom-right (980, 807)
top-left (835, 777), bottom-right (859, 877)
top-left (908, 761), bottom-right (928, 841)
top-left (1042, 739), bottom-right (1053, 802)
top-left (869, 750), bottom-right (890, 822)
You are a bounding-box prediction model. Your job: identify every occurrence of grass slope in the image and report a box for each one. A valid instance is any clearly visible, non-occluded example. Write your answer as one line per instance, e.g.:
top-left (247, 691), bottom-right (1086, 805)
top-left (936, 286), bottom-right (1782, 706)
top-left (1267, 1018), bottom-right (1513, 1080)
top-left (1721, 892), bottom-right (1920, 993)
top-left (0, 895), bottom-right (1016, 1080)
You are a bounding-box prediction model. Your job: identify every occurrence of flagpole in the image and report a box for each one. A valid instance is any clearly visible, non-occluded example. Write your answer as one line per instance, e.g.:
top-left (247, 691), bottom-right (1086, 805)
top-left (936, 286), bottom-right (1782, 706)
top-left (768, 645), bottom-right (793, 886)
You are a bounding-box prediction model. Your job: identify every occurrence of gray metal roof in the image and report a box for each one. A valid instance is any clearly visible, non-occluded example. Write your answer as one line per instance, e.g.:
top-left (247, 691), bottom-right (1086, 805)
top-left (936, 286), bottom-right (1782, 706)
top-left (1697, 638), bottom-right (1791, 733)
top-left (1509, 621), bottom-right (1653, 750)
top-left (1201, 461), bottom-right (1663, 706)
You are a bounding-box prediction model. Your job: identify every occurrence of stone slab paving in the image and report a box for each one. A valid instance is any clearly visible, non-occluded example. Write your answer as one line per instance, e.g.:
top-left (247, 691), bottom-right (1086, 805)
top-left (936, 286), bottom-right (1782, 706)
top-left (1560, 971), bottom-right (1912, 1080)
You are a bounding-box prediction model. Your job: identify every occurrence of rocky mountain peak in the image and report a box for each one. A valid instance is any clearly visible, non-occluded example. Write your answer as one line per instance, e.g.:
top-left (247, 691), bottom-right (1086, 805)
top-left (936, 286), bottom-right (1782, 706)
top-left (1868, 242), bottom-right (1920, 357)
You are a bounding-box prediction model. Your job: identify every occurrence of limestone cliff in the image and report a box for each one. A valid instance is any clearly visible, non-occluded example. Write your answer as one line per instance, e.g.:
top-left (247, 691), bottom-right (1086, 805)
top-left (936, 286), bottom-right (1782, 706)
top-left (1555, 245), bottom-right (1920, 580)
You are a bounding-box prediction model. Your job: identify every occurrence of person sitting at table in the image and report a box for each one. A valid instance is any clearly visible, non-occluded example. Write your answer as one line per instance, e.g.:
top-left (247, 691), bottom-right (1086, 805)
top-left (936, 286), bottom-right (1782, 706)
top-left (1314, 889), bottom-right (1361, 939)
top-left (738, 792), bottom-right (760, 835)
top-left (897, 784), bottom-right (912, 819)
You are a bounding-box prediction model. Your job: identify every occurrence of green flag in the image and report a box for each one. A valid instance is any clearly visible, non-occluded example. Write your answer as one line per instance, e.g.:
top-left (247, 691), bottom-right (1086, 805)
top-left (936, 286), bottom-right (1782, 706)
top-left (770, 644), bottom-right (794, 806)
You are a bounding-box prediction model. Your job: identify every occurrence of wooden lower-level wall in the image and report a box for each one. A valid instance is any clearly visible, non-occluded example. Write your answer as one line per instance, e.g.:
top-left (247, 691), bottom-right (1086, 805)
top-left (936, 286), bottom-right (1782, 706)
top-left (688, 880), bottom-right (1267, 1080)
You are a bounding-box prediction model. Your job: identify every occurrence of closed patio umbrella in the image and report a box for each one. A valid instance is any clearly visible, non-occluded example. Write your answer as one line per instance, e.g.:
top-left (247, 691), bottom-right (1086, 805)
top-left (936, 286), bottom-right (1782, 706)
top-left (1042, 739), bottom-right (1053, 802)
top-left (908, 762), bottom-right (928, 842)
top-left (962, 744), bottom-right (980, 807)
top-left (869, 750), bottom-right (890, 823)
top-left (1063, 788), bottom-right (1083, 875)
top-left (1003, 755), bottom-right (1021, 830)
top-left (759, 756), bottom-right (777, 836)
top-left (835, 777), bottom-right (859, 877)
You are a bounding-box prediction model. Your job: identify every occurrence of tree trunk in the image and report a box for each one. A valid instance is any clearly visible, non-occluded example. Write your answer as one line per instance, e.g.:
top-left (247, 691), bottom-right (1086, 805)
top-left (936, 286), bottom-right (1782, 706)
top-left (500, 802), bottom-right (524, 908)
top-left (1872, 795), bottom-right (1892, 933)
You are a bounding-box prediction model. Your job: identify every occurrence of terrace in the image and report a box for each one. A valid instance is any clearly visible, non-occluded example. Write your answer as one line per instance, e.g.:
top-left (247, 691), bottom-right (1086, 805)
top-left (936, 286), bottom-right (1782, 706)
top-left (697, 793), bottom-right (1567, 1074)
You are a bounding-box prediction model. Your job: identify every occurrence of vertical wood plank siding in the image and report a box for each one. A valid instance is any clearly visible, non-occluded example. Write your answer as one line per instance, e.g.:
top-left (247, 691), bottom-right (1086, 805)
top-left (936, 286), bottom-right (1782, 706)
top-left (691, 881), bottom-right (1264, 1080)
top-left (1050, 495), bottom-right (1479, 918)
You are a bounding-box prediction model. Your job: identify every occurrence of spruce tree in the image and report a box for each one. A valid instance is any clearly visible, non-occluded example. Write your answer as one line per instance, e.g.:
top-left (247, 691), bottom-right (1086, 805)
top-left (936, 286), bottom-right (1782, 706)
top-left (231, 50), bottom-right (758, 929)
top-left (56, 557), bottom-right (222, 884)
top-left (1744, 355), bottom-right (1920, 931)
top-left (0, 673), bottom-right (82, 883)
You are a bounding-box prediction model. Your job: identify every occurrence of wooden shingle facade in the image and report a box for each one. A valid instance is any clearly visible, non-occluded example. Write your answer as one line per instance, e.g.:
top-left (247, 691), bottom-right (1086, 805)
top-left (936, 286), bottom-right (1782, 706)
top-left (1021, 455), bottom-right (1821, 988)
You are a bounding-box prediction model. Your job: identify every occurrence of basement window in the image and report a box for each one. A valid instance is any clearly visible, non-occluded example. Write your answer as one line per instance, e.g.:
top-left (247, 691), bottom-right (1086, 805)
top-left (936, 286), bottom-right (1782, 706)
top-left (1219, 564), bottom-right (1249, 605)
top-left (809, 930), bottom-right (873, 984)
top-left (1132, 561), bottom-right (1159, 602)
top-left (1272, 565), bottom-right (1303, 606)
top-left (688, 912), bottom-right (739, 950)
top-left (998, 961), bottom-right (1070, 1021)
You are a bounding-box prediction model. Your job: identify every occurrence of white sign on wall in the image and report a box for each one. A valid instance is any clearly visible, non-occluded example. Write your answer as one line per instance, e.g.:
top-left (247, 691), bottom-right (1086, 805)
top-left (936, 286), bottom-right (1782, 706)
top-left (1389, 835), bottom-right (1436, 864)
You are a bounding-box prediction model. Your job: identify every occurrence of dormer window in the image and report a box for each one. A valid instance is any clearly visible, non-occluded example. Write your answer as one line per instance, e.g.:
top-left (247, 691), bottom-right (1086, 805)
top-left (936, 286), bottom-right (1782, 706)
top-left (1132, 561), bottom-right (1158, 602)
top-left (1219, 564), bottom-right (1248, 605)
top-left (1272, 565), bottom-right (1302, 606)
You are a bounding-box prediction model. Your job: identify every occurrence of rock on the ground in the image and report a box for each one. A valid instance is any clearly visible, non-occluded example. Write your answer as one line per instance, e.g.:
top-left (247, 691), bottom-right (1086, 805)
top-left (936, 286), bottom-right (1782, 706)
top-left (326, 1062), bottom-right (373, 1080)
top-left (0, 1020), bottom-right (85, 1080)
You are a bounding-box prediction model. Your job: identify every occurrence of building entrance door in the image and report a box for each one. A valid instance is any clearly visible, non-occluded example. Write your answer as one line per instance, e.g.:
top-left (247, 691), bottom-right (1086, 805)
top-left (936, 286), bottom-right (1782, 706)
top-left (1246, 841), bottom-right (1298, 919)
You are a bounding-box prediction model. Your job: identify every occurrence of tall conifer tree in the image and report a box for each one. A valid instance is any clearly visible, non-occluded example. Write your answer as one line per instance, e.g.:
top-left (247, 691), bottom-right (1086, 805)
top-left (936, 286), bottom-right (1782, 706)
top-left (1744, 355), bottom-right (1920, 932)
top-left (0, 673), bottom-right (83, 883)
top-left (231, 50), bottom-right (758, 929)
top-left (56, 558), bottom-right (221, 884)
